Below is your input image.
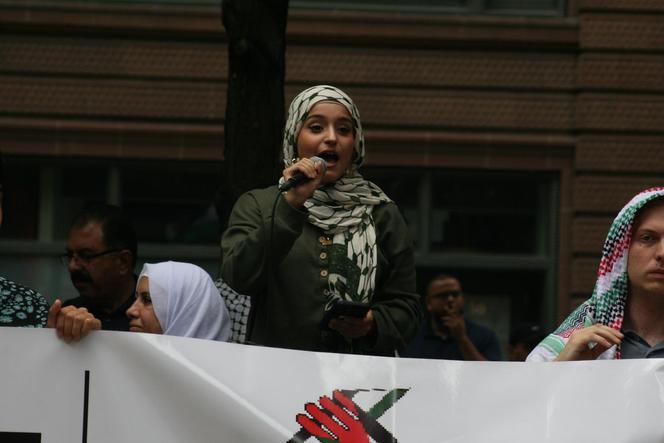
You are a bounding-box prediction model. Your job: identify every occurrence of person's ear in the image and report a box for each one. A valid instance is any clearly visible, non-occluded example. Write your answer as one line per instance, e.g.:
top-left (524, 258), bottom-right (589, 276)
top-left (116, 250), bottom-right (133, 274)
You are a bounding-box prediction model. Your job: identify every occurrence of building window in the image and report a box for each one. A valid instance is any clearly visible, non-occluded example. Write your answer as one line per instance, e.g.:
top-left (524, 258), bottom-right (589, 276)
top-left (0, 156), bottom-right (224, 304)
top-left (363, 167), bottom-right (559, 355)
top-left (52, 162), bottom-right (108, 240)
top-left (120, 162), bottom-right (222, 244)
top-left (0, 158), bottom-right (40, 240)
top-left (429, 171), bottom-right (548, 254)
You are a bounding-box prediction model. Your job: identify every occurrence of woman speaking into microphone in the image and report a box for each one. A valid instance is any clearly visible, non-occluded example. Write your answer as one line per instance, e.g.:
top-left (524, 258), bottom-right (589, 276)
top-left (221, 85), bottom-right (421, 355)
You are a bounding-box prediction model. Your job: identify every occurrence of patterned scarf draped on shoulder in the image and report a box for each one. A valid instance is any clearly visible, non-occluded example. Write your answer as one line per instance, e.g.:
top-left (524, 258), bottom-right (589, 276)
top-left (281, 85), bottom-right (391, 307)
top-left (528, 187), bottom-right (664, 361)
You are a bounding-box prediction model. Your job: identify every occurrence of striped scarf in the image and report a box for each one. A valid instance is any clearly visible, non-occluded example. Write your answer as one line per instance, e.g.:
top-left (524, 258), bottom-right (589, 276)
top-left (281, 85), bottom-right (391, 306)
top-left (529, 187), bottom-right (664, 361)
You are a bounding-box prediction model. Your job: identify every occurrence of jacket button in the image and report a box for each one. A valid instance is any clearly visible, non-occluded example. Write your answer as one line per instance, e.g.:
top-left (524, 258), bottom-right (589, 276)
top-left (320, 252), bottom-right (328, 260)
top-left (320, 269), bottom-right (328, 278)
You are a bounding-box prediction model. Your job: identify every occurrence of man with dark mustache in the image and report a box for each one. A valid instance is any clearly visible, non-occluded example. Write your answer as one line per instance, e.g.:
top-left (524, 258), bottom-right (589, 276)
top-left (57, 204), bottom-right (138, 331)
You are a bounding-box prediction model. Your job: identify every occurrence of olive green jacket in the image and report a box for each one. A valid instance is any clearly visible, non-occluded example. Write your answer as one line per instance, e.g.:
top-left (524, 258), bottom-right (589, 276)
top-left (221, 185), bottom-right (422, 355)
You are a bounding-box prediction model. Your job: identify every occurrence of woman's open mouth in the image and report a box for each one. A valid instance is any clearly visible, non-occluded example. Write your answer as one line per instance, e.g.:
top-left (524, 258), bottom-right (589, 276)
top-left (318, 151), bottom-right (339, 165)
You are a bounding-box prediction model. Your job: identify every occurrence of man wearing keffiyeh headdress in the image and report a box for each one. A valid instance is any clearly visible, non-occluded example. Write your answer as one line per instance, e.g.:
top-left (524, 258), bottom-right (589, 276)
top-left (221, 85), bottom-right (422, 355)
top-left (528, 187), bottom-right (664, 361)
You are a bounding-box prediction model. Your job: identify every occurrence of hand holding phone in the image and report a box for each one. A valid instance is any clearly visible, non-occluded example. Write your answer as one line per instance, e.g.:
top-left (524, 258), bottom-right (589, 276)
top-left (320, 300), bottom-right (371, 330)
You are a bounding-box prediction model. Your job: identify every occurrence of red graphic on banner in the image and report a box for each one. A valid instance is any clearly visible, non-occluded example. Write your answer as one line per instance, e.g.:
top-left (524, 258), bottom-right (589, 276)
top-left (297, 390), bottom-right (369, 443)
top-left (288, 387), bottom-right (409, 443)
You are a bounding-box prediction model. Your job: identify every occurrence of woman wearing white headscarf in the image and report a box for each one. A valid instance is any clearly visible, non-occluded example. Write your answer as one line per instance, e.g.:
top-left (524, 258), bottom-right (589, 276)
top-left (221, 85), bottom-right (421, 355)
top-left (49, 261), bottom-right (231, 342)
top-left (128, 261), bottom-right (231, 341)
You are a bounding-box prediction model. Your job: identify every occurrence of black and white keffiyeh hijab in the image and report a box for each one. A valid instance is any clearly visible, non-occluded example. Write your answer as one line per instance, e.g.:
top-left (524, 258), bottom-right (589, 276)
top-left (281, 85), bottom-right (391, 308)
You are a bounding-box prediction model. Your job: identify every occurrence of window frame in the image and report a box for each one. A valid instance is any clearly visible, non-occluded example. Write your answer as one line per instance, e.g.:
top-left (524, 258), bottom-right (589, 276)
top-left (363, 166), bottom-right (559, 331)
top-left (290, 0), bottom-right (566, 17)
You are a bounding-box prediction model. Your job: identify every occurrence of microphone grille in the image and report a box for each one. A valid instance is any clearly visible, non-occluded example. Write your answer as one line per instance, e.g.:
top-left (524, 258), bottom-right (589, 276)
top-left (311, 156), bottom-right (328, 173)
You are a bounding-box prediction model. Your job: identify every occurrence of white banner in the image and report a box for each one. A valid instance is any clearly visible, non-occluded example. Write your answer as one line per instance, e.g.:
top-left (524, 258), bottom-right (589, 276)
top-left (1, 327), bottom-right (664, 442)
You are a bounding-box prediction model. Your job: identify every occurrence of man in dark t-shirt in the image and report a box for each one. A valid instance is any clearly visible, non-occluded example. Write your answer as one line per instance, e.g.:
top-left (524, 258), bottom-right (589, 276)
top-left (58, 204), bottom-right (138, 331)
top-left (403, 274), bottom-right (502, 361)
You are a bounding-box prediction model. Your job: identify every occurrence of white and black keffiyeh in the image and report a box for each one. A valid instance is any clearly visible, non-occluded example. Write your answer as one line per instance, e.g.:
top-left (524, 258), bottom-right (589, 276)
top-left (281, 85), bottom-right (391, 307)
top-left (215, 277), bottom-right (251, 343)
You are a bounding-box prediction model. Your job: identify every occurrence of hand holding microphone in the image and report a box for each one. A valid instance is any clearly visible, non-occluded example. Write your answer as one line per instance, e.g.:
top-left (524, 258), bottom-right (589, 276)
top-left (279, 156), bottom-right (327, 192)
top-left (280, 156), bottom-right (327, 208)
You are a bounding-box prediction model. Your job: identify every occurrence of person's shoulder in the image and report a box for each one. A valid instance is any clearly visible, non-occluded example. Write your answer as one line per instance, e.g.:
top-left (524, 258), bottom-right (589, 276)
top-left (372, 199), bottom-right (412, 246)
top-left (0, 275), bottom-right (14, 291)
top-left (62, 296), bottom-right (87, 308)
top-left (235, 185), bottom-right (280, 207)
top-left (0, 276), bottom-right (49, 327)
top-left (465, 319), bottom-right (502, 360)
top-left (0, 276), bottom-right (44, 300)
top-left (373, 200), bottom-right (406, 225)
top-left (215, 277), bottom-right (242, 296)
top-left (244, 185), bottom-right (279, 198)
top-left (374, 199), bottom-right (399, 213)
top-left (465, 318), bottom-right (498, 337)
top-left (1, 275), bottom-right (23, 291)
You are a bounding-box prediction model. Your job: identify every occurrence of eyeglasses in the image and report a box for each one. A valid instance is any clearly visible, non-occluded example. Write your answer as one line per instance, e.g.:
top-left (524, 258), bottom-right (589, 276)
top-left (430, 290), bottom-right (463, 299)
top-left (59, 249), bottom-right (122, 266)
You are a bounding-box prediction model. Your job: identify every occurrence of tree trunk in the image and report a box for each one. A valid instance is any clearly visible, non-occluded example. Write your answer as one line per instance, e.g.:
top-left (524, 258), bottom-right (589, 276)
top-left (219, 0), bottom-right (289, 226)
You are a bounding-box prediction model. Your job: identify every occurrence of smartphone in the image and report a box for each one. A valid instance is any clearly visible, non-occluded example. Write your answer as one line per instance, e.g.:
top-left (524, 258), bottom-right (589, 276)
top-left (320, 300), bottom-right (370, 330)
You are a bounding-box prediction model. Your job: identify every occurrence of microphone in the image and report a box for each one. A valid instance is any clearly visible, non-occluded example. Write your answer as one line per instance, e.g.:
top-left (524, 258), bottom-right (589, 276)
top-left (278, 156), bottom-right (327, 192)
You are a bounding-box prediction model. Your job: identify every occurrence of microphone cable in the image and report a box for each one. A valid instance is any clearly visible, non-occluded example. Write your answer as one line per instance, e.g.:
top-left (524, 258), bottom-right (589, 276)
top-left (263, 189), bottom-right (282, 339)
top-left (241, 190), bottom-right (281, 346)
top-left (264, 158), bottom-right (326, 342)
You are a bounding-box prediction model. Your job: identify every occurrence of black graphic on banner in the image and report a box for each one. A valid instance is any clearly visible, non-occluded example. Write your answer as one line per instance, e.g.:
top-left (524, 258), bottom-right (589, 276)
top-left (0, 432), bottom-right (41, 443)
top-left (1, 370), bottom-right (90, 442)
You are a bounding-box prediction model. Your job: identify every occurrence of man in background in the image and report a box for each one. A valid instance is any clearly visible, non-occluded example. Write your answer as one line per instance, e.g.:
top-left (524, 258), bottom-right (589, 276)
top-left (508, 322), bottom-right (545, 361)
top-left (56, 204), bottom-right (137, 331)
top-left (403, 274), bottom-right (502, 361)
